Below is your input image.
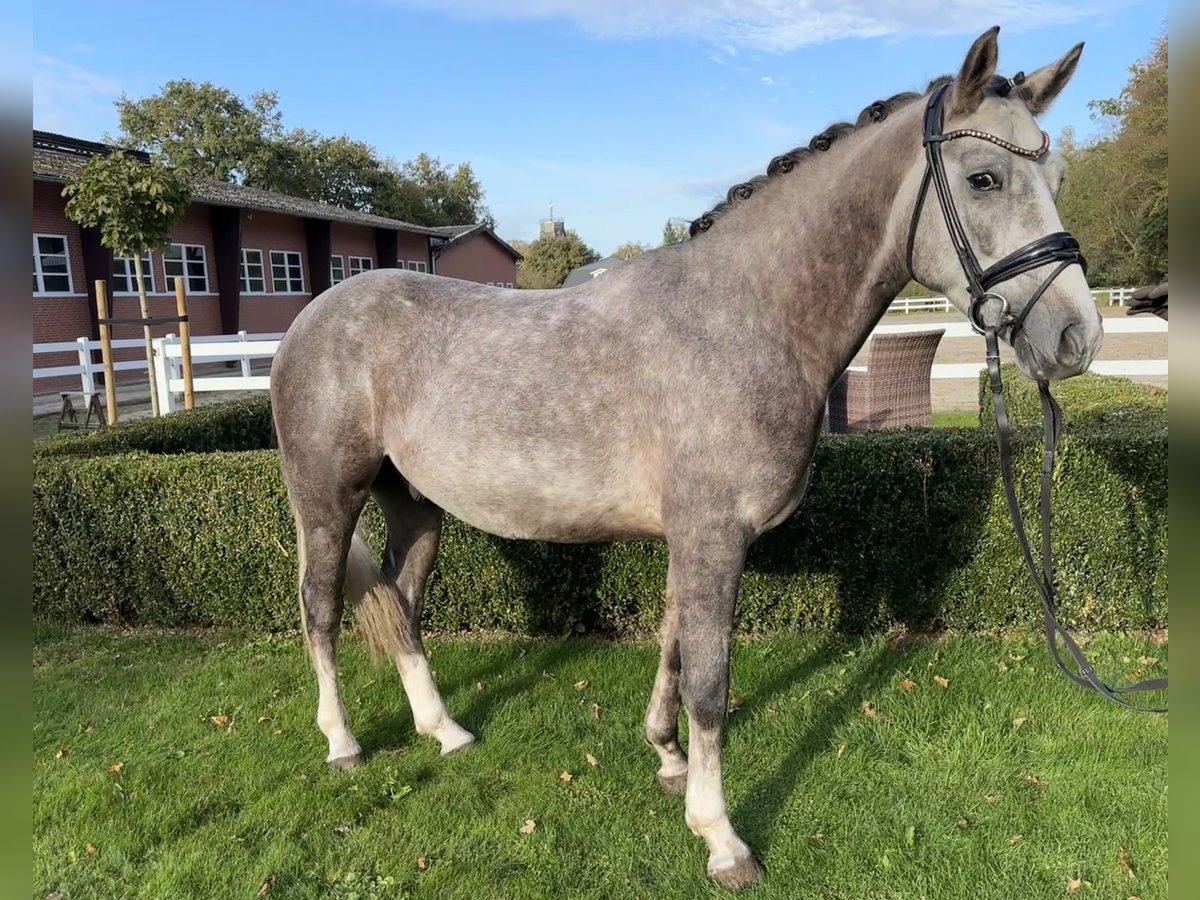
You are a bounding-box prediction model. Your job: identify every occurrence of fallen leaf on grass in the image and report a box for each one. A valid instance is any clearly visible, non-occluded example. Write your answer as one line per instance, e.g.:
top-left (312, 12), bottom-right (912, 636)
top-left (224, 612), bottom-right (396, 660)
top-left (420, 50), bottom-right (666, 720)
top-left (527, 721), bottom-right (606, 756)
top-left (956, 818), bottom-right (969, 829)
top-left (1138, 656), bottom-right (1157, 667)
top-left (899, 678), bottom-right (916, 692)
top-left (333, 825), bottom-right (351, 836)
top-left (257, 716), bottom-right (271, 724)
top-left (1010, 835), bottom-right (1023, 845)
top-left (574, 680), bottom-right (589, 691)
top-left (559, 771), bottom-right (573, 782)
top-left (107, 761), bottom-right (124, 774)
top-left (933, 675), bottom-right (950, 688)
top-left (1009, 652), bottom-right (1026, 662)
top-left (836, 743), bottom-right (847, 759)
top-left (1025, 775), bottom-right (1048, 789)
top-left (728, 695), bottom-right (743, 712)
top-left (1118, 847), bottom-right (1136, 879)
top-left (591, 703), bottom-right (602, 720)
top-left (209, 714), bottom-right (234, 731)
top-left (1012, 717), bottom-right (1027, 729)
top-left (82, 724), bottom-right (95, 734)
top-left (416, 856), bottom-right (429, 871)
top-left (519, 819), bottom-right (537, 834)
top-left (272, 729), bottom-right (283, 736)
top-left (85, 843), bottom-right (96, 854)
top-left (256, 880), bottom-right (271, 897)
top-left (861, 701), bottom-right (888, 720)
top-left (55, 748), bottom-right (69, 759)
top-left (1067, 875), bottom-right (1089, 893)
top-left (586, 753), bottom-right (598, 767)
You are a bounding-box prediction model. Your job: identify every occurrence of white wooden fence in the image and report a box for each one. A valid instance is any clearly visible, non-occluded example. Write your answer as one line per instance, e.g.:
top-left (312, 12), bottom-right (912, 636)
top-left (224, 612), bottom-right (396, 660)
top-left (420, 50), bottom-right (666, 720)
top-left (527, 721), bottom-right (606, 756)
top-left (887, 286), bottom-right (1135, 315)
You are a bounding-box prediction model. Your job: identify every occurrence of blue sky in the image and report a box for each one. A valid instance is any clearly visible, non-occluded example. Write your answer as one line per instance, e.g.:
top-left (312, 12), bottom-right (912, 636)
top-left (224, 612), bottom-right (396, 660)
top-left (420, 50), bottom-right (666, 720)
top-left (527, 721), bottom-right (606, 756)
top-left (32, 0), bottom-right (1167, 256)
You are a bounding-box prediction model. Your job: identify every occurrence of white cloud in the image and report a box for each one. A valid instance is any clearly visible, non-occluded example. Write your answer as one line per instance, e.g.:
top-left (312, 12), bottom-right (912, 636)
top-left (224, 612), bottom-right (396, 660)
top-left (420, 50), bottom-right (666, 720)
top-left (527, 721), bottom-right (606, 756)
top-left (382, 0), bottom-right (1113, 52)
top-left (32, 55), bottom-right (121, 136)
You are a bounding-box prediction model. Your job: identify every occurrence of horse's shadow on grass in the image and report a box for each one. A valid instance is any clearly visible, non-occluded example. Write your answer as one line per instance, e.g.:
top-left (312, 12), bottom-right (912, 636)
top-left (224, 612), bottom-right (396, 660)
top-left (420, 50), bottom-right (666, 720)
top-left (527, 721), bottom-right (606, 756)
top-left (729, 640), bottom-right (906, 860)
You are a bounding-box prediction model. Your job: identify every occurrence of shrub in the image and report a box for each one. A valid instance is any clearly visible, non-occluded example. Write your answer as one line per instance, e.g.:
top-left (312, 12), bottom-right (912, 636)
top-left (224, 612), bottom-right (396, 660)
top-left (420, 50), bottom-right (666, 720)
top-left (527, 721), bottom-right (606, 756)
top-left (34, 397), bottom-right (275, 459)
top-left (33, 412), bottom-right (1167, 638)
top-left (978, 363), bottom-right (1168, 432)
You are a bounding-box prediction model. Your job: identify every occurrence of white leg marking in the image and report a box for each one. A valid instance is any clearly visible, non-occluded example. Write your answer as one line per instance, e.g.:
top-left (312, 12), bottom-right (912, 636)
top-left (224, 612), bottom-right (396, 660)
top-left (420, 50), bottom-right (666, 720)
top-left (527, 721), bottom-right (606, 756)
top-left (314, 649), bottom-right (361, 763)
top-left (395, 651), bottom-right (474, 755)
top-left (685, 729), bottom-right (754, 877)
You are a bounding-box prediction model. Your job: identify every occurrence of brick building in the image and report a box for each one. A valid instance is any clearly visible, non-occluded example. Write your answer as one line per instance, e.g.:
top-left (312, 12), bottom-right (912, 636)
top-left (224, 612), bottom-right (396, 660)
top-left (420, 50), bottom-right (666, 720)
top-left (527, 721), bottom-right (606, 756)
top-left (32, 130), bottom-right (521, 391)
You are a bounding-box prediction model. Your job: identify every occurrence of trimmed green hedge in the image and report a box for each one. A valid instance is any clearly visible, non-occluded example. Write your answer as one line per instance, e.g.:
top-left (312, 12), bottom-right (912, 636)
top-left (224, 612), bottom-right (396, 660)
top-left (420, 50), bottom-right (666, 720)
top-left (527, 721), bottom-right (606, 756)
top-left (34, 397), bottom-right (275, 459)
top-left (978, 363), bottom-right (1168, 432)
top-left (33, 404), bottom-right (1167, 637)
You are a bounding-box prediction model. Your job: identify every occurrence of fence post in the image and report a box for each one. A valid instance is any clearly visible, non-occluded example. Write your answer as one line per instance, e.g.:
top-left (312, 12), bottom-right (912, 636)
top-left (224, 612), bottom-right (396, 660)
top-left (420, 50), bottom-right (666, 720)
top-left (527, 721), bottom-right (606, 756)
top-left (152, 337), bottom-right (176, 416)
top-left (76, 337), bottom-right (95, 402)
top-left (238, 330), bottom-right (251, 378)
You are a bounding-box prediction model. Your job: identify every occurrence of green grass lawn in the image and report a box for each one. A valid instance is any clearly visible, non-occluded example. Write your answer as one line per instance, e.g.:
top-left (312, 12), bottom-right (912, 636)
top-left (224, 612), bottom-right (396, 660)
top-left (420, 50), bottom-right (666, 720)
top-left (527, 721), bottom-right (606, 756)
top-left (34, 626), bottom-right (1166, 900)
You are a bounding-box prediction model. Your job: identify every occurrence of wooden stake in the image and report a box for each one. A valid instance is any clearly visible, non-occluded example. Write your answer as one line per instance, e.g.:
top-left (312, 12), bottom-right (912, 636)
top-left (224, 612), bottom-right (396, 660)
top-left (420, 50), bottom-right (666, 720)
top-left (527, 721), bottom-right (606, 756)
top-left (95, 279), bottom-right (118, 425)
top-left (132, 252), bottom-right (159, 416)
top-left (174, 277), bottom-right (195, 410)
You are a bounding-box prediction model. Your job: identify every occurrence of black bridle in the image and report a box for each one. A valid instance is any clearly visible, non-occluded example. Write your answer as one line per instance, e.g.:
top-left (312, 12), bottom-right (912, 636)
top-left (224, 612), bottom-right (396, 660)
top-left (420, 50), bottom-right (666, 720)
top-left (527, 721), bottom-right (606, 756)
top-left (906, 82), bottom-right (1167, 713)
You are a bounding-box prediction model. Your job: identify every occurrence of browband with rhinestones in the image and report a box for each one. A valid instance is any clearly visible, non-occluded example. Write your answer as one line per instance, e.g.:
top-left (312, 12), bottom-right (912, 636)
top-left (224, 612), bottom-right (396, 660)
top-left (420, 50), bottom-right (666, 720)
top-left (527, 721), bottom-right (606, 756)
top-left (938, 127), bottom-right (1051, 159)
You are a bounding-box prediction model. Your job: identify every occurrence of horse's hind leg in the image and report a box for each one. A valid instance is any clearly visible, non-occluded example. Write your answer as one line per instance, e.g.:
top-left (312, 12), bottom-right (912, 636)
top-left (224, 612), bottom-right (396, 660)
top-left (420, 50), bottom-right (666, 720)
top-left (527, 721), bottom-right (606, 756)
top-left (293, 481), bottom-right (373, 770)
top-left (645, 587), bottom-right (688, 794)
top-left (367, 460), bottom-right (474, 755)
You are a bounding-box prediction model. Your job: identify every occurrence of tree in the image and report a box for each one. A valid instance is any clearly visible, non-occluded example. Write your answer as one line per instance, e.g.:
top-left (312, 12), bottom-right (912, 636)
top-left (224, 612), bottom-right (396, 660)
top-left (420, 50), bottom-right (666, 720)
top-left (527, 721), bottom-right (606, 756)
top-left (63, 151), bottom-right (192, 416)
top-left (612, 241), bottom-right (649, 259)
top-left (112, 80), bottom-right (281, 182)
top-left (661, 218), bottom-right (689, 245)
top-left (248, 130), bottom-right (390, 212)
top-left (377, 153), bottom-right (495, 228)
top-left (516, 231), bottom-right (600, 288)
top-left (1058, 30), bottom-right (1168, 284)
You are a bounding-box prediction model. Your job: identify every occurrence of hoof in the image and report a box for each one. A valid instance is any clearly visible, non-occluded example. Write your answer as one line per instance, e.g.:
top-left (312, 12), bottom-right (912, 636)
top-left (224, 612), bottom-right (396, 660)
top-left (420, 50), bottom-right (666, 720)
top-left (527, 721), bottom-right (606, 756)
top-left (439, 731), bottom-right (476, 757)
top-left (656, 770), bottom-right (688, 795)
top-left (709, 855), bottom-right (762, 891)
top-left (328, 752), bottom-right (365, 771)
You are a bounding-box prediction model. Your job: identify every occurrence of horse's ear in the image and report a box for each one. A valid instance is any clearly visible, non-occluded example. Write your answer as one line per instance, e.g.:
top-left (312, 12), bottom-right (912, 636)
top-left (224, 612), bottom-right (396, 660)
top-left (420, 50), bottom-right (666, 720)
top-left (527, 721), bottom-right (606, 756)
top-left (1018, 42), bottom-right (1085, 115)
top-left (949, 26), bottom-right (1000, 116)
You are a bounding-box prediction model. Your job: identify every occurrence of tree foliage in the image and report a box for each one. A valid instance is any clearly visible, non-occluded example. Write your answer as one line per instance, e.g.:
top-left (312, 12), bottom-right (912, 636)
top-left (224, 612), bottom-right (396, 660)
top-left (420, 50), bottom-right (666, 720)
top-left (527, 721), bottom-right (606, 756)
top-left (661, 218), bottom-right (689, 245)
top-left (62, 151), bottom-right (191, 258)
top-left (1058, 31), bottom-right (1168, 284)
top-left (112, 80), bottom-right (494, 227)
top-left (516, 231), bottom-right (600, 289)
top-left (612, 241), bottom-right (649, 259)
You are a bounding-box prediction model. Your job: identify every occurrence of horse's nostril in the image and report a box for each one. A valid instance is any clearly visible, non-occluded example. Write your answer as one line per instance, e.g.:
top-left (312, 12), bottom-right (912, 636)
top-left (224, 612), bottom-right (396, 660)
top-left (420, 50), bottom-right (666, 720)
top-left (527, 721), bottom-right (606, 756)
top-left (1058, 323), bottom-right (1086, 364)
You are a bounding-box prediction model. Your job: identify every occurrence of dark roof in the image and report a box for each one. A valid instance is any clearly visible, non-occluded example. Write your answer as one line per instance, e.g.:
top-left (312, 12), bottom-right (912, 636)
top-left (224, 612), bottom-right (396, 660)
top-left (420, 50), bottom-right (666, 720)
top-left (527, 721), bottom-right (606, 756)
top-left (431, 223), bottom-right (524, 261)
top-left (562, 255), bottom-right (626, 287)
top-left (31, 130), bottom-right (448, 236)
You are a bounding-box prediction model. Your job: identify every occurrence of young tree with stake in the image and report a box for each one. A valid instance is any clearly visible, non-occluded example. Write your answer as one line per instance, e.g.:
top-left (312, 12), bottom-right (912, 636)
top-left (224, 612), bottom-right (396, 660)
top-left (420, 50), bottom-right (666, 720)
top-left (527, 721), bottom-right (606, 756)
top-left (63, 150), bottom-right (191, 417)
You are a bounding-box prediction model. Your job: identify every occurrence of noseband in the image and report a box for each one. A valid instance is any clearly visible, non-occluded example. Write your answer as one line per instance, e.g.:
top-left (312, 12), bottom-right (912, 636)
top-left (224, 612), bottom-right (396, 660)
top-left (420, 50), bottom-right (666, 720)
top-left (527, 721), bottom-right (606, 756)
top-left (906, 83), bottom-right (1166, 713)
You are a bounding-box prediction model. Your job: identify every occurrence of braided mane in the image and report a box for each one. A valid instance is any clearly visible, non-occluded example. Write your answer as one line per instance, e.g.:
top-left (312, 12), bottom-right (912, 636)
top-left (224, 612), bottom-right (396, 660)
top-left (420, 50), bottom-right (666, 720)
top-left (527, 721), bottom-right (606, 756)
top-left (688, 73), bottom-right (1023, 238)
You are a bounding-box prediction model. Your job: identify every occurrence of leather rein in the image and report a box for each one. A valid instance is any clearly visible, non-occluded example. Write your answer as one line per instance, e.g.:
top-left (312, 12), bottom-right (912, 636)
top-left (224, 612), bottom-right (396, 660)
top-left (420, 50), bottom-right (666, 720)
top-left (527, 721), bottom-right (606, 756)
top-left (906, 82), bottom-right (1167, 713)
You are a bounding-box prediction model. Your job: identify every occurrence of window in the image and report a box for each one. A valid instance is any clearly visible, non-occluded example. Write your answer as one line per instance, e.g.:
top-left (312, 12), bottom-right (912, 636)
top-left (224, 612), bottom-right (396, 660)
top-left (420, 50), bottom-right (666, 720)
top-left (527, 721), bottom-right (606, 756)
top-left (111, 251), bottom-right (154, 294)
top-left (405, 259), bottom-right (428, 273)
top-left (32, 234), bottom-right (72, 294)
top-left (506, 282), bottom-right (514, 288)
top-left (240, 249), bottom-right (267, 293)
top-left (269, 250), bottom-right (305, 293)
top-left (348, 256), bottom-right (373, 277)
top-left (330, 255), bottom-right (345, 285)
top-left (164, 243), bottom-right (209, 293)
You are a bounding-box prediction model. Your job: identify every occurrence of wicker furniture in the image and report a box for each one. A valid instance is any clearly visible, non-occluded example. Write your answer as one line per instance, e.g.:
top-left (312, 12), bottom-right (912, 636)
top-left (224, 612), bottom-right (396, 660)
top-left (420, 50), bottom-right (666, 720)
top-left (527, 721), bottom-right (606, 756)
top-left (826, 328), bottom-right (945, 433)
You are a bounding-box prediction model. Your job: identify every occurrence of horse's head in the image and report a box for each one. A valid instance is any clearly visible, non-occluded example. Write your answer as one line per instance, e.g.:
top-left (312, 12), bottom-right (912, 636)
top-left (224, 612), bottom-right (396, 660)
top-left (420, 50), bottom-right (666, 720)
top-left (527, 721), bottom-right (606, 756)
top-left (906, 26), bottom-right (1102, 381)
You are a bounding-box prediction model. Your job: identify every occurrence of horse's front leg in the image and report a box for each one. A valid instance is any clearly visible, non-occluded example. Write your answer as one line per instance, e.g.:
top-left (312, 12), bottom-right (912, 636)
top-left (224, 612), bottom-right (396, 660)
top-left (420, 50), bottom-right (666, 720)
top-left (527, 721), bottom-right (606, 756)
top-left (670, 523), bottom-right (761, 890)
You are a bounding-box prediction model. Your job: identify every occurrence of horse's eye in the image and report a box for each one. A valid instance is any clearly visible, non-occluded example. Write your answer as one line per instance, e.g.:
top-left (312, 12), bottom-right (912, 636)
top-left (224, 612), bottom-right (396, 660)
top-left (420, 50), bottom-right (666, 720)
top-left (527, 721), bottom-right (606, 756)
top-left (968, 172), bottom-right (999, 192)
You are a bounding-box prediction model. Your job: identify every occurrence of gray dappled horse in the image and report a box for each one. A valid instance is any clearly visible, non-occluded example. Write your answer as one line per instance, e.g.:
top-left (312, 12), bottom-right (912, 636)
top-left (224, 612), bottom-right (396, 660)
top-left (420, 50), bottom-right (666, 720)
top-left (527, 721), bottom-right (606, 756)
top-left (270, 27), bottom-right (1101, 889)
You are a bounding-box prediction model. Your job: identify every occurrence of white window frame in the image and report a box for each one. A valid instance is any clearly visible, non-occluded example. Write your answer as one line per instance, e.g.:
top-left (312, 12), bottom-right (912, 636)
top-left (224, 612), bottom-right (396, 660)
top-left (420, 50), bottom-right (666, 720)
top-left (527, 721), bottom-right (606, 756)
top-left (111, 251), bottom-right (155, 295)
top-left (348, 256), bottom-right (373, 277)
top-left (164, 243), bottom-right (210, 294)
top-left (240, 249), bottom-right (267, 294)
top-left (505, 282), bottom-right (514, 288)
top-left (330, 254), bottom-right (346, 285)
top-left (405, 259), bottom-right (428, 273)
top-left (33, 233), bottom-right (74, 295)
top-left (269, 250), bottom-right (305, 294)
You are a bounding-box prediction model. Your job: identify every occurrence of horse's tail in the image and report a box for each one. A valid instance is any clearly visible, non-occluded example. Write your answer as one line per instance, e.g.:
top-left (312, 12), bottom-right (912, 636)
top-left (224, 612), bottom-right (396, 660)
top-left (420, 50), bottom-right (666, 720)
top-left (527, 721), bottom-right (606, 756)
top-left (342, 520), bottom-right (410, 666)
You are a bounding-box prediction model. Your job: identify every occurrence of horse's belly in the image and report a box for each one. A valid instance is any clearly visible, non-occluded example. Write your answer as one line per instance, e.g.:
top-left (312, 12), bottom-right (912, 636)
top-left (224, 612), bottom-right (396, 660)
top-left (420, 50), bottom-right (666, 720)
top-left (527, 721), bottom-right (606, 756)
top-left (397, 450), bottom-right (664, 543)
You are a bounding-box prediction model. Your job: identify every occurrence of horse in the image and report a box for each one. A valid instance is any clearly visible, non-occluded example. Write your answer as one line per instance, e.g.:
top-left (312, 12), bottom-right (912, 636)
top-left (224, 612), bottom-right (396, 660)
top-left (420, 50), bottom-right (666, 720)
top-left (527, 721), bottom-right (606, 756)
top-left (269, 26), bottom-right (1101, 890)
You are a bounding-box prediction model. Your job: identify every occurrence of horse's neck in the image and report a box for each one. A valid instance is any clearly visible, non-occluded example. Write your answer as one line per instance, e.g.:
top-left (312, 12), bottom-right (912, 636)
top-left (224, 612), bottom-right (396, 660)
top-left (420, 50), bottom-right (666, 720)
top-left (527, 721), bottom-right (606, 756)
top-left (694, 108), bottom-right (921, 389)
